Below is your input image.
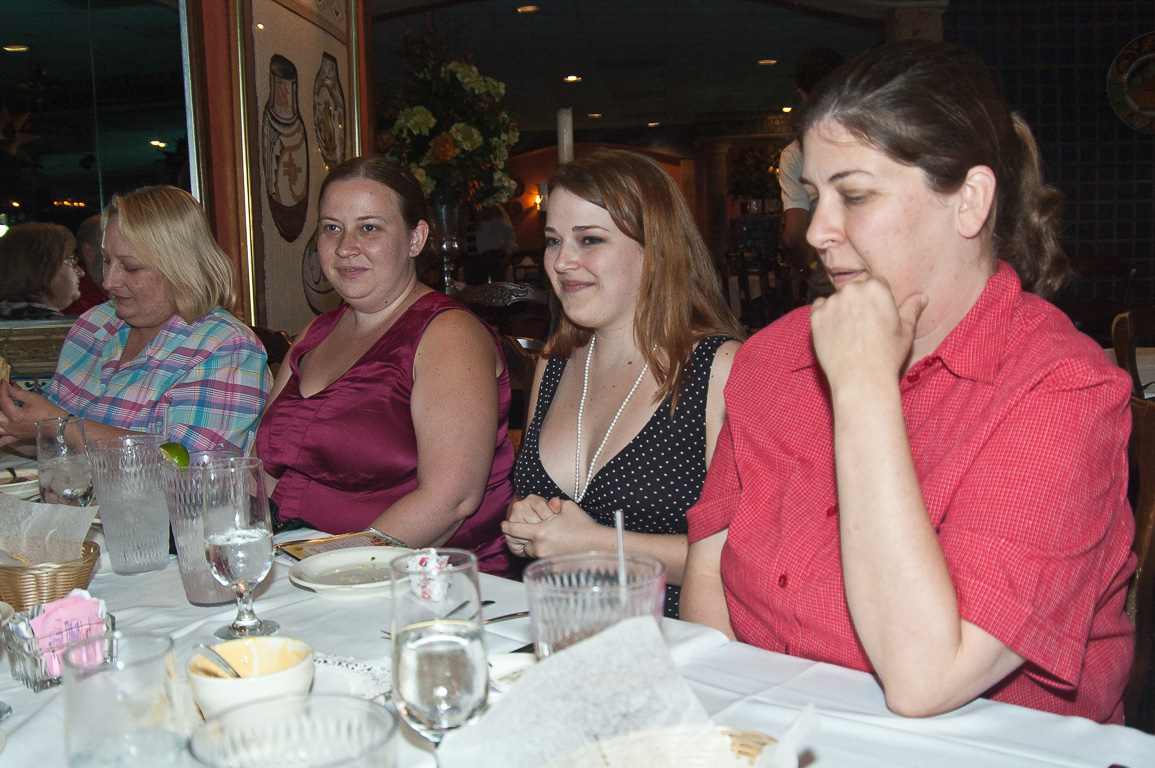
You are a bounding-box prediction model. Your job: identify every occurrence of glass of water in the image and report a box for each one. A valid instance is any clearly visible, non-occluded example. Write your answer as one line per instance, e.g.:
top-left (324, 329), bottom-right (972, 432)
top-left (35, 416), bottom-right (93, 506)
top-left (203, 456), bottom-right (279, 640)
top-left (389, 548), bottom-right (488, 745)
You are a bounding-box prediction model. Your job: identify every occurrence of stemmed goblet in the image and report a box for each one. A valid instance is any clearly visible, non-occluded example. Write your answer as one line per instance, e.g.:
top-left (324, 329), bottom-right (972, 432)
top-left (390, 548), bottom-right (488, 745)
top-left (35, 416), bottom-right (94, 506)
top-left (203, 456), bottom-right (279, 639)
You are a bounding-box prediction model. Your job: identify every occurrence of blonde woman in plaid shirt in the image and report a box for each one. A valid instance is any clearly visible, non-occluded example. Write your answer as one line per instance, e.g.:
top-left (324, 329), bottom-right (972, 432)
top-left (0, 186), bottom-right (270, 453)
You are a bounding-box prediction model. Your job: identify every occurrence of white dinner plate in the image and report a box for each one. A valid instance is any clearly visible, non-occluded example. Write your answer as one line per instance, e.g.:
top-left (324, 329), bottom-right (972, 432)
top-left (288, 546), bottom-right (415, 600)
top-left (0, 468), bottom-right (38, 498)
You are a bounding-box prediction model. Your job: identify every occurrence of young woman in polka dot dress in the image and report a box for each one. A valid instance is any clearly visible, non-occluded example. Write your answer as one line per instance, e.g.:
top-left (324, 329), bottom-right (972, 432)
top-left (502, 149), bottom-right (745, 617)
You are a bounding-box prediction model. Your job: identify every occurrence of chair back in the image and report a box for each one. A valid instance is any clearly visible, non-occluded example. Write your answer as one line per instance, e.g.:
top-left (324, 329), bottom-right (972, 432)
top-left (1112, 306), bottom-right (1155, 398)
top-left (250, 326), bottom-right (293, 375)
top-left (1054, 253), bottom-right (1135, 347)
top-left (500, 335), bottom-right (539, 436)
top-left (455, 282), bottom-right (559, 344)
top-left (1126, 394), bottom-right (1155, 731)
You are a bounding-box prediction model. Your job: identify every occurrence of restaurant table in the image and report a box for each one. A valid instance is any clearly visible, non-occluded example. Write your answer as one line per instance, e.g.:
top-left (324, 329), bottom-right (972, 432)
top-left (3, 525), bottom-right (1155, 766)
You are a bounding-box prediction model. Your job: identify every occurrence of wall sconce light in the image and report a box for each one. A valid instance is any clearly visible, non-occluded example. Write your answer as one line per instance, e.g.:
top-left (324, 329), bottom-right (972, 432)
top-left (536, 182), bottom-right (549, 212)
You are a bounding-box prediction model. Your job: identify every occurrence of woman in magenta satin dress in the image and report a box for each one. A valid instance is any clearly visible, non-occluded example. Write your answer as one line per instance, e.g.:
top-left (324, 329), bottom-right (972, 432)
top-left (256, 156), bottom-right (516, 577)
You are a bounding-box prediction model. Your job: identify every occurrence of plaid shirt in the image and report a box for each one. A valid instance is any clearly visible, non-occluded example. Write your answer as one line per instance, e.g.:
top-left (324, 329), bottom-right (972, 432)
top-left (47, 303), bottom-right (270, 452)
top-left (689, 262), bottom-right (1136, 723)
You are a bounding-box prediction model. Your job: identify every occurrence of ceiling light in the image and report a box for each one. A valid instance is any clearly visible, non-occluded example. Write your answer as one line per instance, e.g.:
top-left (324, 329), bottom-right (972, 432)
top-left (587, 113), bottom-right (602, 118)
top-left (782, 106), bottom-right (792, 113)
top-left (516, 5), bottom-right (540, 12)
top-left (255, 23), bottom-right (265, 30)
top-left (758, 59), bottom-right (777, 66)
top-left (648, 122), bottom-right (660, 127)
top-left (564, 75), bottom-right (581, 83)
top-left (3, 45), bottom-right (30, 53)
top-left (150, 140), bottom-right (167, 147)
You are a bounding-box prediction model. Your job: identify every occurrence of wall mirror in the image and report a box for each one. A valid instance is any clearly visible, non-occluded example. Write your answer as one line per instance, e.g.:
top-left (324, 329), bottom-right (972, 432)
top-left (0, 0), bottom-right (197, 235)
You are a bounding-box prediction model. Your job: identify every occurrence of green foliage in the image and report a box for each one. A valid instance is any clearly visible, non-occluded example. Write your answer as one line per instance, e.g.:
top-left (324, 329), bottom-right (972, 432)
top-left (377, 25), bottom-right (520, 207)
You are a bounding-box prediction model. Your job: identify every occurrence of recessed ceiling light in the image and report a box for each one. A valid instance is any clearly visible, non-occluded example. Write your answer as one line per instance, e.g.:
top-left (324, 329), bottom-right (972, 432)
top-left (516, 5), bottom-right (540, 12)
top-left (150, 140), bottom-right (167, 147)
top-left (3, 45), bottom-right (30, 53)
top-left (648, 122), bottom-right (660, 127)
top-left (564, 75), bottom-right (581, 83)
top-left (255, 23), bottom-right (265, 30)
top-left (587, 113), bottom-right (602, 118)
top-left (782, 106), bottom-right (792, 113)
top-left (758, 58), bottom-right (777, 66)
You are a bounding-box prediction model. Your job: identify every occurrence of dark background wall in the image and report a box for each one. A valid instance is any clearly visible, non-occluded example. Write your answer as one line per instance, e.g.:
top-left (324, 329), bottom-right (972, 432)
top-left (944, 0), bottom-right (1155, 342)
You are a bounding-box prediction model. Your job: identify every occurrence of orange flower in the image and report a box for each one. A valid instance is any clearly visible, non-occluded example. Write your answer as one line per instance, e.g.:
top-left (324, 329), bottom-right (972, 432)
top-left (429, 134), bottom-right (458, 163)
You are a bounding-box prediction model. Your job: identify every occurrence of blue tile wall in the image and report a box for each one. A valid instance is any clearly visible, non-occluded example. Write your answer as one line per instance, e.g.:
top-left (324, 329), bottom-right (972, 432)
top-left (944, 0), bottom-right (1155, 305)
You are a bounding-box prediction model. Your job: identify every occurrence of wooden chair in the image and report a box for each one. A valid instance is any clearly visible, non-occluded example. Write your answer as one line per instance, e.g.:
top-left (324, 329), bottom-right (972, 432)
top-left (1054, 254), bottom-right (1136, 347)
top-left (1112, 306), bottom-right (1155, 399)
top-left (250, 326), bottom-right (293, 376)
top-left (1126, 394), bottom-right (1155, 732)
top-left (454, 282), bottom-right (559, 344)
top-left (500, 335), bottom-right (540, 436)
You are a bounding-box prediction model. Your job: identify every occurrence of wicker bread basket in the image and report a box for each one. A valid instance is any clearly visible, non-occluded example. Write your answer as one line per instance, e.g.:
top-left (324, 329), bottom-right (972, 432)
top-left (0, 541), bottom-right (100, 611)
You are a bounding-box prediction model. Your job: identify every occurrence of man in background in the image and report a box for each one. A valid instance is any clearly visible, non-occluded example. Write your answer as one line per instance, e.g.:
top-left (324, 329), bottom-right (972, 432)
top-left (778, 46), bottom-right (844, 300)
top-left (64, 214), bottom-right (108, 314)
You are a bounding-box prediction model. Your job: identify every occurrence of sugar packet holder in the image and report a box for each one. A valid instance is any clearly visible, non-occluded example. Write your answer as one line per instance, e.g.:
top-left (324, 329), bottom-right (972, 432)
top-left (407, 548), bottom-right (451, 602)
top-left (1, 588), bottom-right (114, 692)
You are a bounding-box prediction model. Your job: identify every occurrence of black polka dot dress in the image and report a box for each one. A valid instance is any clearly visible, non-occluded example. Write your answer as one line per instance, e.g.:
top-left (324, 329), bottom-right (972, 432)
top-left (512, 335), bottom-right (733, 618)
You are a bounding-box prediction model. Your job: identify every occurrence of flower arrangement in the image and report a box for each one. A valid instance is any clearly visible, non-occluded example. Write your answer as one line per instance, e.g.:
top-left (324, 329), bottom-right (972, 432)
top-left (378, 26), bottom-right (520, 208)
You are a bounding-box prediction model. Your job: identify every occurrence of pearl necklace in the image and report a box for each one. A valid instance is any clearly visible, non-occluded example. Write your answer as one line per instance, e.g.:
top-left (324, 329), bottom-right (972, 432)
top-left (573, 334), bottom-right (650, 504)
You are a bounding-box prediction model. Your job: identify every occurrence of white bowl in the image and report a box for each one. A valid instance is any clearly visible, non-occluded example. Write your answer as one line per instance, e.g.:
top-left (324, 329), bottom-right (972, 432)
top-left (0, 468), bottom-right (38, 498)
top-left (188, 636), bottom-right (314, 719)
top-left (0, 601), bottom-right (13, 626)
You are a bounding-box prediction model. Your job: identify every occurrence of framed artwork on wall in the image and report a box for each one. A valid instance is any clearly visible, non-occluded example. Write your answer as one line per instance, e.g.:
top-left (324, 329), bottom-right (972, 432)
top-left (240, 0), bottom-right (362, 334)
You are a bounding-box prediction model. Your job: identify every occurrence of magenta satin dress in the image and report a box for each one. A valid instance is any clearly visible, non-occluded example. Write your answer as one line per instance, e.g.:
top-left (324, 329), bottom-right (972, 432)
top-left (257, 292), bottom-right (517, 578)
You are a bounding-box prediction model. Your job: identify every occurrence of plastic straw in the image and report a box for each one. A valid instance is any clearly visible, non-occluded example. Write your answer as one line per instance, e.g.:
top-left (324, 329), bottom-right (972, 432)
top-left (614, 509), bottom-right (627, 609)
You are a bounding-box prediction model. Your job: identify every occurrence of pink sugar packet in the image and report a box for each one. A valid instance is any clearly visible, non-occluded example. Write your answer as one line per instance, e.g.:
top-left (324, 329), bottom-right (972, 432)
top-left (28, 589), bottom-right (106, 677)
top-left (408, 548), bottom-right (451, 602)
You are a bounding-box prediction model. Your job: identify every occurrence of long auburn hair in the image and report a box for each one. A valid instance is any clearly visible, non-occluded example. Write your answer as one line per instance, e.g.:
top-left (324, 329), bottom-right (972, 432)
top-left (544, 149), bottom-right (744, 407)
top-left (796, 40), bottom-right (1069, 298)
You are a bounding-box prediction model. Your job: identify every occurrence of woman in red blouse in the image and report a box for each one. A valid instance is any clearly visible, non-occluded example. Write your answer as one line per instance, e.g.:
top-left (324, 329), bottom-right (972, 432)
top-left (682, 40), bottom-right (1135, 724)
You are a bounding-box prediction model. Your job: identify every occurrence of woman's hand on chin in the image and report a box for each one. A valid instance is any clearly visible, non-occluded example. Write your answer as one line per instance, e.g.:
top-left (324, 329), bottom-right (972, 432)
top-left (502, 497), bottom-right (601, 559)
top-left (809, 276), bottom-right (927, 392)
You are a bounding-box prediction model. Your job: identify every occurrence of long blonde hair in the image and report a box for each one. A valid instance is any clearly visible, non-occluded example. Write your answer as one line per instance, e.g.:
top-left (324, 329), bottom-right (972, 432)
top-left (545, 149), bottom-right (744, 407)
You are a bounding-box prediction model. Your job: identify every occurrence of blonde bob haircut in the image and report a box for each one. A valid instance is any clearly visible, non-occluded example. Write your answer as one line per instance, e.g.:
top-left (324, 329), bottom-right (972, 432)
top-left (102, 185), bottom-right (236, 322)
top-left (545, 149), bottom-right (745, 408)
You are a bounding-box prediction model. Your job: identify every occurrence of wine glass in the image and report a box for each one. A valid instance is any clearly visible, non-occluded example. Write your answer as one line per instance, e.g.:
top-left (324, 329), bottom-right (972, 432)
top-left (35, 416), bottom-right (94, 506)
top-left (202, 456), bottom-right (279, 639)
top-left (390, 548), bottom-right (488, 745)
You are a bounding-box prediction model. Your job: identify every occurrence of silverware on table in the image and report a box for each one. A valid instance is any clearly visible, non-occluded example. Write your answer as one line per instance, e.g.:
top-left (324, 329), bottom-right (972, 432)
top-left (191, 643), bottom-right (241, 678)
top-left (380, 603), bottom-right (525, 639)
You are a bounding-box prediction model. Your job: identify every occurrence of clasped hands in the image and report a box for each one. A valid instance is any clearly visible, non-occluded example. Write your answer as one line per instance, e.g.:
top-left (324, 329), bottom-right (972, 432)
top-left (0, 381), bottom-right (69, 447)
top-left (502, 494), bottom-right (601, 560)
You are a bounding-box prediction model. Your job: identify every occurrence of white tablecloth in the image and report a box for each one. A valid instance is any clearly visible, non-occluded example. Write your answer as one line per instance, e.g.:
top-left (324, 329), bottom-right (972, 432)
top-left (1104, 345), bottom-right (1155, 397)
top-left (3, 534), bottom-right (1154, 766)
